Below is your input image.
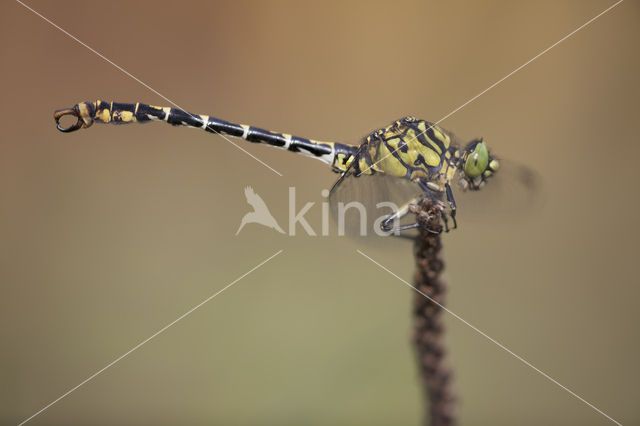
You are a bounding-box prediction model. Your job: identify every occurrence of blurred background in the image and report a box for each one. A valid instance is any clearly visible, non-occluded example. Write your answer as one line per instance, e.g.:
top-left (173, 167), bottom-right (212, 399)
top-left (2, 1), bottom-right (639, 424)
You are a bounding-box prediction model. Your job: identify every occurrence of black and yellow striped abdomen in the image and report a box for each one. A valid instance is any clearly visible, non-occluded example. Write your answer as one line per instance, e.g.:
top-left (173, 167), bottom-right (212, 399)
top-left (59, 100), bottom-right (357, 170)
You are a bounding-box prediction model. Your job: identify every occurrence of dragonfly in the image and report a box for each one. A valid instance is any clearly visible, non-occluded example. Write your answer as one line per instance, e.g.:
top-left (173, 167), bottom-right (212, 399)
top-left (54, 100), bottom-right (504, 235)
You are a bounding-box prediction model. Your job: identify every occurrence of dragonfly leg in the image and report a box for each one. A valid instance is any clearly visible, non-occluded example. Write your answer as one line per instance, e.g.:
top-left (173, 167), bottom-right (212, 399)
top-left (380, 212), bottom-right (443, 235)
top-left (445, 183), bottom-right (457, 230)
top-left (380, 198), bottom-right (415, 232)
top-left (385, 221), bottom-right (422, 232)
top-left (441, 211), bottom-right (451, 233)
top-left (380, 196), bottom-right (443, 235)
top-left (380, 197), bottom-right (441, 235)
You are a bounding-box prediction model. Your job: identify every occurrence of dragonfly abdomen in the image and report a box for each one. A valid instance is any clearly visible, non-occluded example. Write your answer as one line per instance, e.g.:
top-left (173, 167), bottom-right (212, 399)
top-left (55, 100), bottom-right (357, 169)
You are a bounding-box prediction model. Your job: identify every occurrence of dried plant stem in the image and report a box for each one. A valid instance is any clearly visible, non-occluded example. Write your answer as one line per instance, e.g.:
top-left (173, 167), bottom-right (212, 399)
top-left (411, 199), bottom-right (456, 426)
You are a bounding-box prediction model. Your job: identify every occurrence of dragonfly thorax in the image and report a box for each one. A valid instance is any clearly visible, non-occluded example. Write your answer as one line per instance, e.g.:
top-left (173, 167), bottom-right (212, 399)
top-left (351, 117), bottom-right (455, 180)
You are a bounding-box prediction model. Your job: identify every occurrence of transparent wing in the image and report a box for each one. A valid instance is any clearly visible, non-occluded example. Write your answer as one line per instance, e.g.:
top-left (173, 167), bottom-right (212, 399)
top-left (453, 160), bottom-right (544, 225)
top-left (329, 170), bottom-right (424, 241)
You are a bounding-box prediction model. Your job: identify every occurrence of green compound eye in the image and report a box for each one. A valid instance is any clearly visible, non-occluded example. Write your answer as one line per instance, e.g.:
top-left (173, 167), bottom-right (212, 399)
top-left (464, 142), bottom-right (489, 178)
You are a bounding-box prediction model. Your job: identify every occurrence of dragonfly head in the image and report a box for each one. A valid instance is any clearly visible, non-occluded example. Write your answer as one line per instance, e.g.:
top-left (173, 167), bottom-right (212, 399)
top-left (459, 138), bottom-right (499, 191)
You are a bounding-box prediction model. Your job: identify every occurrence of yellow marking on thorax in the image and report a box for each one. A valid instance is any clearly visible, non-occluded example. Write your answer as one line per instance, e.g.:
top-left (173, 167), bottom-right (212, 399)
top-left (420, 121), bottom-right (454, 155)
top-left (431, 125), bottom-right (451, 149)
top-left (366, 137), bottom-right (408, 177)
top-left (422, 148), bottom-right (441, 167)
top-left (415, 122), bottom-right (442, 154)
